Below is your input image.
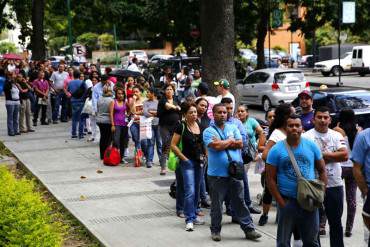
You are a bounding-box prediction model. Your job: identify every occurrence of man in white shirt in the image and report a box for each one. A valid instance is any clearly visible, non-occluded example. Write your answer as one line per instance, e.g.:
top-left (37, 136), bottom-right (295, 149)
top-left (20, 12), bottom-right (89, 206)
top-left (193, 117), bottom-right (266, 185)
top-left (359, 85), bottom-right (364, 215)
top-left (214, 79), bottom-right (235, 112)
top-left (50, 64), bottom-right (69, 123)
top-left (127, 57), bottom-right (140, 72)
top-left (303, 106), bottom-right (348, 247)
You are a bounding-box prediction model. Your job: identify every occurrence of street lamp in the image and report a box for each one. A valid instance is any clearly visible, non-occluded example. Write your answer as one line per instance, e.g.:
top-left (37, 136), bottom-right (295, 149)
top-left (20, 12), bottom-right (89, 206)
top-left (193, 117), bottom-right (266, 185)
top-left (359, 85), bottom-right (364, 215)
top-left (67, 0), bottom-right (73, 61)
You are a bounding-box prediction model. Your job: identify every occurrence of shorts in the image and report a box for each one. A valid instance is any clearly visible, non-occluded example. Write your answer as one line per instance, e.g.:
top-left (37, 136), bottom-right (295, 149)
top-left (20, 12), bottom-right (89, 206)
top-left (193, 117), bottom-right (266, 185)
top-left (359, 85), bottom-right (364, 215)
top-left (363, 189), bottom-right (370, 218)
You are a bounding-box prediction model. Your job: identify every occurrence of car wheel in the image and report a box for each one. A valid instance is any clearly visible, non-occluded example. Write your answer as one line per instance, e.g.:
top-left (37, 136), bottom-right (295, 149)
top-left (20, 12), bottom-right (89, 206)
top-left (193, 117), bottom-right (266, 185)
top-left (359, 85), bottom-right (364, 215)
top-left (331, 66), bottom-right (343, 76)
top-left (321, 71), bottom-right (331, 77)
top-left (359, 72), bottom-right (366, 77)
top-left (262, 97), bottom-right (272, 112)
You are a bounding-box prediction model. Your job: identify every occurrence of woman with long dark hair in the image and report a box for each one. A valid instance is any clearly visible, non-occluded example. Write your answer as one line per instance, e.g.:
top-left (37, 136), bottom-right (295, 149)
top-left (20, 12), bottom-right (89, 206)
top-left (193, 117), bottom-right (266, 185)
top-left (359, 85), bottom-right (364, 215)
top-left (334, 107), bottom-right (361, 237)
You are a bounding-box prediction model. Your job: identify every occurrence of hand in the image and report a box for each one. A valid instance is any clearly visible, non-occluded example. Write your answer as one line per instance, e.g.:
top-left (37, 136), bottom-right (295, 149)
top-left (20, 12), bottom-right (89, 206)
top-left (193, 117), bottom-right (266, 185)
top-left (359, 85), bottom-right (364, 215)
top-left (111, 125), bottom-right (115, 132)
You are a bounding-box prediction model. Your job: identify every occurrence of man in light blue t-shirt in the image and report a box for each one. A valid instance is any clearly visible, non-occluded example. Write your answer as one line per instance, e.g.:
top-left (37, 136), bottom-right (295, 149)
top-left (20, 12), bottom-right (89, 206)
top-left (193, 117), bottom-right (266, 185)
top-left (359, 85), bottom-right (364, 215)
top-left (203, 103), bottom-right (261, 242)
top-left (266, 114), bottom-right (327, 247)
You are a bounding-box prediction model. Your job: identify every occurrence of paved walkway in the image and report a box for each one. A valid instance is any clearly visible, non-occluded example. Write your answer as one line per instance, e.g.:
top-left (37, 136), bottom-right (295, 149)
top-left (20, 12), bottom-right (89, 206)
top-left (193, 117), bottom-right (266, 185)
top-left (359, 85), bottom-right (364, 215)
top-left (0, 97), bottom-right (367, 247)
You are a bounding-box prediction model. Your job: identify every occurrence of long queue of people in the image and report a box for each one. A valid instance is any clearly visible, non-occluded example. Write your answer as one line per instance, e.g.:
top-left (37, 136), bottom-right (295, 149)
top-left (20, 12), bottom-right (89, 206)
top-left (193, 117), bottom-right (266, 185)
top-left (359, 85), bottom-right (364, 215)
top-left (3, 58), bottom-right (370, 246)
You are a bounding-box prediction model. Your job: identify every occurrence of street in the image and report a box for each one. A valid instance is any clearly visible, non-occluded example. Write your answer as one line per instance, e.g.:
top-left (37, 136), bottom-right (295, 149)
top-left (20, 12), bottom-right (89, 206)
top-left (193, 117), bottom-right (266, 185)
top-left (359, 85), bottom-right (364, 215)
top-left (306, 72), bottom-right (370, 89)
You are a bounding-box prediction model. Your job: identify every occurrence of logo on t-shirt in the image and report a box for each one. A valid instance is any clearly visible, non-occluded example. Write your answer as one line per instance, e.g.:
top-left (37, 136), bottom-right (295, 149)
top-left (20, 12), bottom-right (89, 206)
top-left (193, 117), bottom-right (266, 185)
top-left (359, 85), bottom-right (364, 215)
top-left (282, 154), bottom-right (311, 180)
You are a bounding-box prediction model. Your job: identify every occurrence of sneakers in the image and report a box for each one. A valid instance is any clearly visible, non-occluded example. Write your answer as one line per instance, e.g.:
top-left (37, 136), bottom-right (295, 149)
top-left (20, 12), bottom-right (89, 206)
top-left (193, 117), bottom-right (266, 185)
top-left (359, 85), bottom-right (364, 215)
top-left (193, 218), bottom-right (205, 225)
top-left (185, 222), bottom-right (194, 231)
top-left (248, 206), bottom-right (261, 214)
top-left (146, 162), bottom-right (153, 168)
top-left (245, 229), bottom-right (262, 240)
top-left (121, 158), bottom-right (129, 164)
top-left (258, 214), bottom-right (268, 226)
top-left (211, 232), bottom-right (221, 241)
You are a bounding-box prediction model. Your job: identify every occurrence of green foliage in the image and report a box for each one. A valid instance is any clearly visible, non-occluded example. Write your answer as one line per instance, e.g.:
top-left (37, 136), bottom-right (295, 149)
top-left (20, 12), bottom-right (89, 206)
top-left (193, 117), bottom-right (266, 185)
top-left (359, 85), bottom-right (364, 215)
top-left (100, 55), bottom-right (119, 65)
top-left (98, 33), bottom-right (114, 51)
top-left (76, 32), bottom-right (99, 49)
top-left (0, 42), bottom-right (17, 54)
top-left (273, 45), bottom-right (286, 52)
top-left (0, 166), bottom-right (65, 246)
top-left (123, 41), bottom-right (149, 50)
top-left (174, 42), bottom-right (186, 54)
top-left (47, 36), bottom-right (67, 54)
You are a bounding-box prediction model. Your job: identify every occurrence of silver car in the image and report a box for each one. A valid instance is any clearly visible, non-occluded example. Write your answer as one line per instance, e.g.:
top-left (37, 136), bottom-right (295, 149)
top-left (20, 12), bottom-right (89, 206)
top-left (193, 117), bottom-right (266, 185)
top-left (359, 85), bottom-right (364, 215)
top-left (237, 68), bottom-right (310, 111)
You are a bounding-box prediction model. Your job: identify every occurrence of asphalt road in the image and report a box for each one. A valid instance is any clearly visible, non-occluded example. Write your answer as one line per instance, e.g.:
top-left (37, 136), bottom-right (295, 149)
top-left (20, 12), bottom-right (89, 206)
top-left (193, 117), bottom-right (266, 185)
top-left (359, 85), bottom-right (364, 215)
top-left (305, 72), bottom-right (370, 89)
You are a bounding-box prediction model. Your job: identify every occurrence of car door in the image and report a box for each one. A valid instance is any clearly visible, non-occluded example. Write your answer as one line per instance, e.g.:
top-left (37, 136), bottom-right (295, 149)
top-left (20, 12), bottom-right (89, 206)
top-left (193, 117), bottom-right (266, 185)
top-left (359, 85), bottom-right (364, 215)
top-left (252, 72), bottom-right (271, 104)
top-left (238, 73), bottom-right (259, 104)
top-left (352, 48), bottom-right (363, 68)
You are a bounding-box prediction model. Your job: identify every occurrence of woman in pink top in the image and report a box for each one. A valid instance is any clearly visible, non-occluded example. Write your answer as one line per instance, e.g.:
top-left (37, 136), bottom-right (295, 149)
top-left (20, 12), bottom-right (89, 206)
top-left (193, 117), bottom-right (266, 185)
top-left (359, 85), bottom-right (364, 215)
top-left (109, 87), bottom-right (129, 163)
top-left (32, 71), bottom-right (49, 125)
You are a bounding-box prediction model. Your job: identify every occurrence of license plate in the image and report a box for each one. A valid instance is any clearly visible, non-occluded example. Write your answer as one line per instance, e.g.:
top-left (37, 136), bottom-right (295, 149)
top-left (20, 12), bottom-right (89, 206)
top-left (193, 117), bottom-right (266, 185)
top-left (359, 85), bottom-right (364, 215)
top-left (287, 86), bottom-right (299, 91)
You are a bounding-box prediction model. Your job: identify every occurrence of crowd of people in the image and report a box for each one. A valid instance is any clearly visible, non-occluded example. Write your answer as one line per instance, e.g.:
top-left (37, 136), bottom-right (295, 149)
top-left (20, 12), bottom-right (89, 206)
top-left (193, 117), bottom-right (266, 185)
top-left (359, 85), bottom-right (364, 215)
top-left (2, 58), bottom-right (370, 246)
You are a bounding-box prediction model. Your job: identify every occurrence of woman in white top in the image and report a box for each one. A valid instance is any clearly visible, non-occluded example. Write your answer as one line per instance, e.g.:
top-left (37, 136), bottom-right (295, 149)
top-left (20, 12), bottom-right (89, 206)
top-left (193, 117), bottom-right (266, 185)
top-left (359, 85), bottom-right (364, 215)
top-left (334, 108), bottom-right (361, 237)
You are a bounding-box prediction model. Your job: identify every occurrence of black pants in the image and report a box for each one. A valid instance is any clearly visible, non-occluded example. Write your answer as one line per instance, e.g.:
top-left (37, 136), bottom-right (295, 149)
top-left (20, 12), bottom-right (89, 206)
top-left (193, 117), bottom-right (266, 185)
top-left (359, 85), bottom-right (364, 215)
top-left (98, 123), bottom-right (112, 160)
top-left (113, 125), bottom-right (128, 158)
top-left (33, 97), bottom-right (47, 124)
top-left (324, 186), bottom-right (344, 247)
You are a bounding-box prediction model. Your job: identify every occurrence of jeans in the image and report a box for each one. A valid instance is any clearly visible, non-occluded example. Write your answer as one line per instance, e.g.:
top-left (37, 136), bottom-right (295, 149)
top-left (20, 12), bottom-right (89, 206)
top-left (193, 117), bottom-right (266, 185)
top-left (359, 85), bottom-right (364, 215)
top-left (208, 176), bottom-right (254, 234)
top-left (324, 186), bottom-right (344, 247)
top-left (53, 91), bottom-right (67, 121)
top-left (342, 167), bottom-right (357, 233)
top-left (19, 99), bottom-right (32, 131)
top-left (6, 104), bottom-right (20, 135)
top-left (141, 125), bottom-right (162, 163)
top-left (180, 159), bottom-right (202, 223)
top-left (33, 97), bottom-right (47, 124)
top-left (130, 122), bottom-right (141, 150)
top-left (71, 101), bottom-right (84, 137)
top-left (113, 125), bottom-right (128, 157)
top-left (97, 123), bottom-right (112, 160)
top-left (277, 198), bottom-right (319, 247)
top-left (175, 166), bottom-right (184, 214)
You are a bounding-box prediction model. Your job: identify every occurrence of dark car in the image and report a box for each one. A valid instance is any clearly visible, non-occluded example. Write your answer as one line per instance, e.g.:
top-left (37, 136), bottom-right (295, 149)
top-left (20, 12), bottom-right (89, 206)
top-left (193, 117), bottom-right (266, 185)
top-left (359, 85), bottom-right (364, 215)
top-left (292, 87), bottom-right (370, 129)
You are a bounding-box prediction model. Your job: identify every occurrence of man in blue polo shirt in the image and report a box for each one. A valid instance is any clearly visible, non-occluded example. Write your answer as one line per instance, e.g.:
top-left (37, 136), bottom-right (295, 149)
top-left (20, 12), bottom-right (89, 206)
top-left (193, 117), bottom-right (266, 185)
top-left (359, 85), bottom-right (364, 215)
top-left (203, 103), bottom-right (261, 242)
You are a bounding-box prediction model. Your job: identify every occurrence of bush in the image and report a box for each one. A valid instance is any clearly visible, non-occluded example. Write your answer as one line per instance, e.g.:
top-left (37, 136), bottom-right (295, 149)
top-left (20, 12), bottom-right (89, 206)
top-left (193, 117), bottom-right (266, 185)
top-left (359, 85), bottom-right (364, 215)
top-left (47, 36), bottom-right (68, 55)
top-left (0, 42), bottom-right (17, 54)
top-left (0, 167), bottom-right (65, 246)
top-left (76, 32), bottom-right (99, 49)
top-left (98, 33), bottom-right (115, 51)
top-left (100, 55), bottom-right (120, 65)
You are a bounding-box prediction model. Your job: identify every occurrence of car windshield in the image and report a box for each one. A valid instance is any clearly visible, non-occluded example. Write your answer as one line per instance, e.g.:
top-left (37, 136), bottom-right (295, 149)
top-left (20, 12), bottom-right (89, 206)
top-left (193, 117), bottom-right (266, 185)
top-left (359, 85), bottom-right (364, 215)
top-left (133, 51), bottom-right (145, 56)
top-left (274, 72), bottom-right (304, 84)
top-left (335, 92), bottom-right (370, 109)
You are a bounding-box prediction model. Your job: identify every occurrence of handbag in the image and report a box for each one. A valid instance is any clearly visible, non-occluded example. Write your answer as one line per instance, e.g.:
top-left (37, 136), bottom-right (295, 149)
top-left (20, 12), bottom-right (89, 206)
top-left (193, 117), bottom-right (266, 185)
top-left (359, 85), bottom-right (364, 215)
top-left (103, 145), bottom-right (121, 166)
top-left (284, 140), bottom-right (326, 212)
top-left (242, 139), bottom-right (256, 164)
top-left (82, 98), bottom-right (93, 115)
top-left (167, 122), bottom-right (185, 171)
top-left (139, 116), bottom-right (153, 140)
top-left (212, 126), bottom-right (244, 180)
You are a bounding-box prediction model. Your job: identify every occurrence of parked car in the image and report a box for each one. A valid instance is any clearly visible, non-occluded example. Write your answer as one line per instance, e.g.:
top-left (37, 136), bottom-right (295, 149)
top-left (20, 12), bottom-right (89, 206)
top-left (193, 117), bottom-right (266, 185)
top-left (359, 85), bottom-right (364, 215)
top-left (298, 55), bottom-right (314, 68)
top-left (239, 48), bottom-right (257, 63)
top-left (149, 54), bottom-right (174, 64)
top-left (313, 52), bottom-right (352, 77)
top-left (352, 45), bottom-right (370, 76)
top-left (127, 50), bottom-right (148, 64)
top-left (292, 87), bottom-right (370, 129)
top-left (237, 68), bottom-right (310, 111)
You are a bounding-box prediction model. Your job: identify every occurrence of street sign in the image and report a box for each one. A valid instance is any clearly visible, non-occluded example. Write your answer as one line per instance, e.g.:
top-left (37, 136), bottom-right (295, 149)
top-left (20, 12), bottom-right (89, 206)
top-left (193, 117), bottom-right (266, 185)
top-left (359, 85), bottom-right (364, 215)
top-left (343, 1), bottom-right (356, 23)
top-left (271, 9), bottom-right (283, 29)
top-left (72, 43), bottom-right (87, 62)
top-left (339, 31), bottom-right (348, 44)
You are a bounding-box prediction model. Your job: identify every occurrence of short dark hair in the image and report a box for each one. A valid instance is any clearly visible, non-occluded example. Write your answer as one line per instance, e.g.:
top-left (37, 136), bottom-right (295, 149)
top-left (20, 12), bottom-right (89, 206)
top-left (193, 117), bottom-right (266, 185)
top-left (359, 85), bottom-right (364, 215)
top-left (197, 82), bottom-right (208, 95)
top-left (212, 103), bottom-right (226, 113)
top-left (73, 70), bottom-right (80, 79)
top-left (220, 97), bottom-right (232, 104)
top-left (314, 106), bottom-right (330, 117)
top-left (180, 101), bottom-right (196, 115)
top-left (287, 113), bottom-right (301, 120)
top-left (132, 57), bottom-right (138, 63)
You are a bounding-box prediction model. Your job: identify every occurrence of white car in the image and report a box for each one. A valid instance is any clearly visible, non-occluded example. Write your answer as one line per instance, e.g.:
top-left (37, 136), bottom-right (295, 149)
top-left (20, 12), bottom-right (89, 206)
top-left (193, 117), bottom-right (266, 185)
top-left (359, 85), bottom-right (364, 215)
top-left (128, 50), bottom-right (148, 64)
top-left (237, 68), bottom-right (310, 111)
top-left (149, 54), bottom-right (174, 63)
top-left (352, 45), bottom-right (370, 76)
top-left (313, 52), bottom-right (352, 77)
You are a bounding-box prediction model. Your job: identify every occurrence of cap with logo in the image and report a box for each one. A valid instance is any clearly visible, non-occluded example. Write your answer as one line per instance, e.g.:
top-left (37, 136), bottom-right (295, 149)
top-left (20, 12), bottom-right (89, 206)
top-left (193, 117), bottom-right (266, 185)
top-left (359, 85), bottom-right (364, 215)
top-left (213, 79), bottom-right (230, 89)
top-left (298, 90), bottom-right (312, 98)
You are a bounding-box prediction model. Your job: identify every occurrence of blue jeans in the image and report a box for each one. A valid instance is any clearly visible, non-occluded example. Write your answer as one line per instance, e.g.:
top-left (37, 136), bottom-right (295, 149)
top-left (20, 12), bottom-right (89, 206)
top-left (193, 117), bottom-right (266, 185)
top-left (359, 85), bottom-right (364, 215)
top-left (277, 198), bottom-right (319, 247)
top-left (141, 125), bottom-right (162, 163)
top-left (199, 165), bottom-right (207, 201)
top-left (53, 91), bottom-right (67, 121)
top-left (175, 166), bottom-right (184, 214)
top-left (208, 176), bottom-right (255, 234)
top-left (324, 186), bottom-right (344, 247)
top-left (71, 101), bottom-right (84, 137)
top-left (226, 168), bottom-right (252, 215)
top-left (130, 122), bottom-right (141, 150)
top-left (6, 104), bottom-right (20, 135)
top-left (180, 159), bottom-right (202, 223)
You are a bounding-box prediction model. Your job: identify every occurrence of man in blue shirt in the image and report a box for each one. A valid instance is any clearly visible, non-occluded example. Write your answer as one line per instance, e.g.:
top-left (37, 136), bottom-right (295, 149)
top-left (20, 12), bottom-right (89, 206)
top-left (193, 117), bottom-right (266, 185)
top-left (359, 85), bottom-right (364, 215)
top-left (352, 128), bottom-right (370, 245)
top-left (203, 103), bottom-right (261, 242)
top-left (266, 114), bottom-right (327, 247)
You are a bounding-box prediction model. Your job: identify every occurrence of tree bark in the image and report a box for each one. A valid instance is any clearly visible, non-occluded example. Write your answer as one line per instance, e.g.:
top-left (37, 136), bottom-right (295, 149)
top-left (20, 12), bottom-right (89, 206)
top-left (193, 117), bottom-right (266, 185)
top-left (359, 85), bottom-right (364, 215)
top-left (256, 1), bottom-right (268, 69)
top-left (31, 0), bottom-right (45, 60)
top-left (200, 0), bottom-right (236, 97)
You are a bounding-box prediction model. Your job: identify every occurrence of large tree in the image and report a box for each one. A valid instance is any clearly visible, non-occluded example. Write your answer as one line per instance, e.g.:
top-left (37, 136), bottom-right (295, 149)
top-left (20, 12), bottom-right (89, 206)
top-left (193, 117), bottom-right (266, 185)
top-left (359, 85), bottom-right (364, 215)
top-left (30, 0), bottom-right (45, 60)
top-left (200, 0), bottom-right (236, 97)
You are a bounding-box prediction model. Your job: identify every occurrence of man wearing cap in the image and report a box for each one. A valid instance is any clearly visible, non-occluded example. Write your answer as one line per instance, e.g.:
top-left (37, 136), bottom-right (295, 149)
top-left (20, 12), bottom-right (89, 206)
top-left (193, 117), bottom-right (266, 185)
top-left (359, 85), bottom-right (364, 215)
top-left (298, 90), bottom-right (314, 131)
top-left (214, 79), bottom-right (235, 112)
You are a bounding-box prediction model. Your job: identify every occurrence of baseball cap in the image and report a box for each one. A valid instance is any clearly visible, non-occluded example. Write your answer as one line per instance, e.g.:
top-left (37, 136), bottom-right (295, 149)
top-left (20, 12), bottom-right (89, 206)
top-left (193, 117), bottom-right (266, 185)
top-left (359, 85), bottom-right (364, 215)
top-left (214, 79), bottom-right (230, 89)
top-left (298, 90), bottom-right (312, 98)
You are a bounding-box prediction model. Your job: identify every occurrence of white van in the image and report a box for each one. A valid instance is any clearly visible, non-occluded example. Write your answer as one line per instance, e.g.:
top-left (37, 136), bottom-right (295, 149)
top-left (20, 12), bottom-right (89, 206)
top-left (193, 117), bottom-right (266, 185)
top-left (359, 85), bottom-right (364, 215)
top-left (352, 45), bottom-right (370, 76)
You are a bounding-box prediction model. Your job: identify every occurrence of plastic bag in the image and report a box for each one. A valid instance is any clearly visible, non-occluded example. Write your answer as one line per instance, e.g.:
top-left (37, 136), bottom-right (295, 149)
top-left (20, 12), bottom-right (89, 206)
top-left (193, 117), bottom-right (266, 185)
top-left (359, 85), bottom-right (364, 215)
top-left (139, 116), bottom-right (153, 140)
top-left (103, 145), bottom-right (121, 166)
top-left (82, 98), bottom-right (93, 115)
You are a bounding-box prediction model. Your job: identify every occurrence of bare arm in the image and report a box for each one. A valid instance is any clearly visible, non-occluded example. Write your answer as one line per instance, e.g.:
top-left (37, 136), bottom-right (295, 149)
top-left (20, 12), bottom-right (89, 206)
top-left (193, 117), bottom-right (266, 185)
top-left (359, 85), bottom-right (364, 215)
top-left (353, 163), bottom-right (368, 196)
top-left (262, 140), bottom-right (276, 161)
top-left (315, 158), bottom-right (328, 186)
top-left (266, 164), bottom-right (286, 207)
top-left (256, 126), bottom-right (266, 152)
top-left (208, 138), bottom-right (233, 151)
top-left (171, 133), bottom-right (188, 161)
top-left (229, 139), bottom-right (243, 149)
top-left (323, 147), bottom-right (348, 163)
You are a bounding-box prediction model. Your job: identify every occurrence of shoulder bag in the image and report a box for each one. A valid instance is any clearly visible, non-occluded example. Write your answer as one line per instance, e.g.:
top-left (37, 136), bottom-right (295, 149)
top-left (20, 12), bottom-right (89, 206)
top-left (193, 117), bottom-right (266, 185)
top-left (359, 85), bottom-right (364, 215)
top-left (167, 122), bottom-right (185, 171)
top-left (284, 140), bottom-right (325, 211)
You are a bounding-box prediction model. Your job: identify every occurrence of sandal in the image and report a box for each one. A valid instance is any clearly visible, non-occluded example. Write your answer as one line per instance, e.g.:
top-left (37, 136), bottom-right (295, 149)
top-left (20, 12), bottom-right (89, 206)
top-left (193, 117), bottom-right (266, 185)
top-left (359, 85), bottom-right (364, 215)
top-left (160, 170), bottom-right (167, 176)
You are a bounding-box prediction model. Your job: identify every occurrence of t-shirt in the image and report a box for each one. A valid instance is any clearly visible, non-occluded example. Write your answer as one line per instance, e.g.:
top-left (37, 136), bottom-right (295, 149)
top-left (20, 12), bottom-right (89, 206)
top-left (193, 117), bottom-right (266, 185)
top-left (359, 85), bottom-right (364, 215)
top-left (340, 137), bottom-right (353, 168)
top-left (203, 123), bottom-right (243, 177)
top-left (300, 111), bottom-right (314, 131)
top-left (268, 129), bottom-right (286, 143)
top-left (216, 91), bottom-right (235, 112)
top-left (50, 71), bottom-right (69, 90)
top-left (266, 138), bottom-right (322, 198)
top-left (143, 99), bottom-right (159, 125)
top-left (351, 129), bottom-right (370, 186)
top-left (174, 121), bottom-right (203, 162)
top-left (243, 117), bottom-right (260, 148)
top-left (303, 129), bottom-right (346, 188)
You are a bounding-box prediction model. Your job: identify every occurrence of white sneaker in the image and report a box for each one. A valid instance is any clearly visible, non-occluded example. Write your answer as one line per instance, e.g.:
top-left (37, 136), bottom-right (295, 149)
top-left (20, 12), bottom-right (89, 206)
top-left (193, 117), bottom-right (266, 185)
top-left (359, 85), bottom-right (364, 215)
top-left (293, 240), bottom-right (303, 247)
top-left (185, 222), bottom-right (194, 231)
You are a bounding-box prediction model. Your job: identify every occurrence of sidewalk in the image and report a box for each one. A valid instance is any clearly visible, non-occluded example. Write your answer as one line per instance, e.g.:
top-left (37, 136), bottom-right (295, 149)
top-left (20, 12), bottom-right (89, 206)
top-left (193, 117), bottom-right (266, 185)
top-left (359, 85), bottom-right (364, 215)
top-left (0, 97), bottom-right (367, 247)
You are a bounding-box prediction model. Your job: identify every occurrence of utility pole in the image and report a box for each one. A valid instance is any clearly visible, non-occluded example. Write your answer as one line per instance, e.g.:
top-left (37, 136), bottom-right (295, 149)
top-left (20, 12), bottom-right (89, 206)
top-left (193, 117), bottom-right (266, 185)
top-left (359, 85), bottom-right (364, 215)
top-left (337, 0), bottom-right (342, 86)
top-left (268, 0), bottom-right (271, 68)
top-left (67, 0), bottom-right (73, 61)
top-left (113, 24), bottom-right (119, 68)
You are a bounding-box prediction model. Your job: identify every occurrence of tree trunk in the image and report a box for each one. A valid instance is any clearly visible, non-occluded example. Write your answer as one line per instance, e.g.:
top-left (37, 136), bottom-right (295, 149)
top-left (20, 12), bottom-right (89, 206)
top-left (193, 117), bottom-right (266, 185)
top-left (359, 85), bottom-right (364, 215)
top-left (256, 1), bottom-right (268, 69)
top-left (200, 0), bottom-right (235, 98)
top-left (31, 0), bottom-right (45, 60)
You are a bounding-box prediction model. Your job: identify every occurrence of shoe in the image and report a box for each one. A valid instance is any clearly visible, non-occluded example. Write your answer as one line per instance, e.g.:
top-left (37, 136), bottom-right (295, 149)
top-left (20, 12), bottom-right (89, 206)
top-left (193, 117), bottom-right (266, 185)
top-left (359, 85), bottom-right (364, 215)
top-left (53, 120), bottom-right (58, 124)
top-left (258, 214), bottom-right (268, 226)
top-left (245, 229), bottom-right (262, 240)
top-left (71, 135), bottom-right (78, 139)
top-left (200, 200), bottom-right (211, 209)
top-left (211, 232), bottom-right (221, 242)
top-left (33, 121), bottom-right (37, 126)
top-left (225, 208), bottom-right (232, 216)
top-left (20, 130), bottom-right (28, 133)
top-left (193, 218), bottom-right (205, 225)
top-left (248, 206), bottom-right (261, 214)
top-left (121, 158), bottom-right (129, 164)
top-left (41, 122), bottom-right (49, 125)
top-left (8, 133), bottom-right (15, 136)
top-left (15, 132), bottom-right (21, 135)
top-left (61, 119), bottom-right (68, 122)
top-left (196, 211), bottom-right (205, 216)
top-left (28, 129), bottom-right (35, 132)
top-left (79, 135), bottom-right (84, 139)
top-left (160, 169), bottom-right (167, 176)
top-left (87, 137), bottom-right (94, 142)
top-left (319, 229), bottom-right (326, 236)
top-left (177, 212), bottom-right (185, 218)
top-left (345, 231), bottom-right (352, 237)
top-left (185, 222), bottom-right (194, 231)
top-left (146, 162), bottom-right (153, 168)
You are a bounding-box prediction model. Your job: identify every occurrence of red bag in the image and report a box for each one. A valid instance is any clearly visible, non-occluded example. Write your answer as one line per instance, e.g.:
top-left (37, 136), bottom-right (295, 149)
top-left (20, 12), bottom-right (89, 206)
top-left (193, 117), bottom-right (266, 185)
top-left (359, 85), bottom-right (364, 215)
top-left (103, 146), bottom-right (121, 166)
top-left (134, 148), bottom-right (143, 167)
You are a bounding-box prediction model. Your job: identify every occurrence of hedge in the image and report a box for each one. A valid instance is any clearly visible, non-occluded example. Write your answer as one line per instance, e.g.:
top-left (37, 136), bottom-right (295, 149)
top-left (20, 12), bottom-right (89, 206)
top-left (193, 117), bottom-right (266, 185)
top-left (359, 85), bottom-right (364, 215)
top-left (0, 167), bottom-right (65, 246)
